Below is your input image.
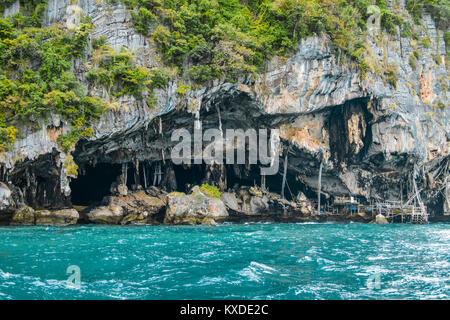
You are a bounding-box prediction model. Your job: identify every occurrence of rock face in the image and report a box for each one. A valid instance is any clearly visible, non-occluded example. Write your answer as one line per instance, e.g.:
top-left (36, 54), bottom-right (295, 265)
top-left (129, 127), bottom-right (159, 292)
top-left (10, 206), bottom-right (35, 226)
top-left (35, 209), bottom-right (79, 226)
top-left (220, 186), bottom-right (316, 222)
top-left (10, 206), bottom-right (79, 226)
top-left (165, 187), bottom-right (228, 225)
top-left (83, 190), bottom-right (166, 225)
top-left (85, 206), bottom-right (124, 225)
top-left (221, 192), bottom-right (239, 211)
top-left (0, 0), bottom-right (448, 223)
top-left (0, 182), bottom-right (12, 211)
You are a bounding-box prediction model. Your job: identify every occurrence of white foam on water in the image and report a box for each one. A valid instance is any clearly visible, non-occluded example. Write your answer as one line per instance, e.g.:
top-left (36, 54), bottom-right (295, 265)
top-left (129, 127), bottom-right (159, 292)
top-left (250, 261), bottom-right (277, 273)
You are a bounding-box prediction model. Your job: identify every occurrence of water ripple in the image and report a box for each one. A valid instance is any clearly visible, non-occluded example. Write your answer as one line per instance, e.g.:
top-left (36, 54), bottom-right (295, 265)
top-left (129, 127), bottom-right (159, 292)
top-left (0, 223), bottom-right (448, 299)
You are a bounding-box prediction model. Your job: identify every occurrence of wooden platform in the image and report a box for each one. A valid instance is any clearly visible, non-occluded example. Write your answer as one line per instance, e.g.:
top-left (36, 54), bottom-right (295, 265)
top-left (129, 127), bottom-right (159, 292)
top-left (374, 201), bottom-right (428, 224)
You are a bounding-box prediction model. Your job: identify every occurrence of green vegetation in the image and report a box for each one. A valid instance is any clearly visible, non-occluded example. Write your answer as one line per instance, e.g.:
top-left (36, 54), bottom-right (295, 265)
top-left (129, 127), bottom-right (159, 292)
top-left (0, 0), bottom-right (49, 28)
top-left (121, 0), bottom-right (447, 85)
top-left (0, 0), bottom-right (448, 152)
top-left (86, 44), bottom-right (168, 100)
top-left (0, 2), bottom-right (168, 152)
top-left (376, 0), bottom-right (403, 35)
top-left (409, 53), bottom-right (418, 69)
top-left (409, 49), bottom-right (420, 69)
top-left (406, 0), bottom-right (449, 30)
top-left (421, 36), bottom-right (430, 48)
top-left (0, 11), bottom-right (104, 152)
top-left (444, 31), bottom-right (450, 59)
top-left (122, 0), bottom-right (380, 83)
top-left (200, 183), bottom-right (222, 199)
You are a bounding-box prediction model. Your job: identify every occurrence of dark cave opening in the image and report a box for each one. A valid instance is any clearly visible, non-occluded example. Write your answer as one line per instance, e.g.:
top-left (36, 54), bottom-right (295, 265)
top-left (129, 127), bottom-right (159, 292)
top-left (225, 164), bottom-right (260, 189)
top-left (173, 164), bottom-right (205, 192)
top-left (171, 163), bottom-right (309, 202)
top-left (69, 158), bottom-right (328, 206)
top-left (10, 150), bottom-right (71, 210)
top-left (327, 98), bottom-right (373, 164)
top-left (264, 169), bottom-right (316, 202)
top-left (70, 163), bottom-right (122, 206)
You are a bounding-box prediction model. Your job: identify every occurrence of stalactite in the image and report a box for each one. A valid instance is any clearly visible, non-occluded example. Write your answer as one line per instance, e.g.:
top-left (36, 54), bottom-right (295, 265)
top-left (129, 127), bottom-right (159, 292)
top-left (155, 162), bottom-right (162, 185)
top-left (122, 163), bottom-right (128, 185)
top-left (143, 162), bottom-right (147, 189)
top-left (261, 174), bottom-right (265, 190)
top-left (216, 105), bottom-right (223, 138)
top-left (26, 167), bottom-right (30, 188)
top-left (162, 163), bottom-right (177, 191)
top-left (134, 159), bottom-right (140, 187)
top-left (286, 179), bottom-right (294, 200)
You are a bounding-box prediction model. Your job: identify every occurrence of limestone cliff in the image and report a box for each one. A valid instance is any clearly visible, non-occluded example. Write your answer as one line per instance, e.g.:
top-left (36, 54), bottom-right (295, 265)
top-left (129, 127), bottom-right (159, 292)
top-left (0, 0), bottom-right (448, 222)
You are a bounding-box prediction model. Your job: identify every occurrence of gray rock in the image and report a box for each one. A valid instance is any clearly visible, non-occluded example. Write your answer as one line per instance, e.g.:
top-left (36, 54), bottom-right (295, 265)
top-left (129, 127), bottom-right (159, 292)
top-left (85, 190), bottom-right (165, 225)
top-left (221, 192), bottom-right (239, 211)
top-left (0, 182), bottom-right (12, 211)
top-left (165, 187), bottom-right (228, 225)
top-left (249, 196), bottom-right (269, 215)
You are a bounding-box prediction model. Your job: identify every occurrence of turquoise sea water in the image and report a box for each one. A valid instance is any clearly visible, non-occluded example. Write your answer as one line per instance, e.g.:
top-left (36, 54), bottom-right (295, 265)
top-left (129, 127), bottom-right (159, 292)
top-left (0, 222), bottom-right (448, 300)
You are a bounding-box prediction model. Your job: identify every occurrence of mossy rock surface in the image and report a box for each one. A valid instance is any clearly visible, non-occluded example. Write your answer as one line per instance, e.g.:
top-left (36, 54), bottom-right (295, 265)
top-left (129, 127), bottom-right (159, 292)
top-left (10, 206), bottom-right (35, 225)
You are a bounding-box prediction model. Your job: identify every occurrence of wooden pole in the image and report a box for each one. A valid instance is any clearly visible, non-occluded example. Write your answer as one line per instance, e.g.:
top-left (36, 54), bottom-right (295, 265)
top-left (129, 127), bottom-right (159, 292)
top-left (281, 146), bottom-right (289, 199)
top-left (412, 165), bottom-right (427, 222)
top-left (143, 162), bottom-right (147, 189)
top-left (122, 163), bottom-right (128, 185)
top-left (317, 161), bottom-right (323, 215)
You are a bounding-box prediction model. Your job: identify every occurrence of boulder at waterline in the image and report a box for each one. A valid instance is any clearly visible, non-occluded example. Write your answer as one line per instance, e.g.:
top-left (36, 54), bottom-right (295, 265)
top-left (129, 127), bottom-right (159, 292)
top-left (221, 192), bottom-right (239, 211)
top-left (35, 209), bottom-right (79, 226)
top-left (165, 186), bottom-right (228, 225)
top-left (10, 206), bottom-right (35, 226)
top-left (84, 189), bottom-right (166, 225)
top-left (85, 206), bottom-right (124, 224)
top-left (375, 214), bottom-right (389, 224)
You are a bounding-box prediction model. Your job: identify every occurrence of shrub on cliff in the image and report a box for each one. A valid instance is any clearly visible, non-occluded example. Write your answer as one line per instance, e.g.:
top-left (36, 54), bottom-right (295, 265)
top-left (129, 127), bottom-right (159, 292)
top-left (200, 184), bottom-right (222, 199)
top-left (121, 0), bottom-right (410, 84)
top-left (0, 3), bottom-right (168, 152)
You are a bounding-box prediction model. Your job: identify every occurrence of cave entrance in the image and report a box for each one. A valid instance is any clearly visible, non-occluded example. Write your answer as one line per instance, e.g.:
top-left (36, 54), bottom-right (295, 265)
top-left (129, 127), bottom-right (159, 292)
top-left (327, 97), bottom-right (373, 164)
top-left (173, 164), bottom-right (205, 192)
top-left (70, 163), bottom-right (122, 206)
top-left (263, 169), bottom-right (313, 201)
top-left (226, 164), bottom-right (260, 190)
top-left (171, 163), bottom-right (312, 201)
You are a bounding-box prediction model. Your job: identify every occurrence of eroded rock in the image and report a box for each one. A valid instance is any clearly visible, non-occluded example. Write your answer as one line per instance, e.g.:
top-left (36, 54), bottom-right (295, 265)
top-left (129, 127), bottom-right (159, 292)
top-left (165, 187), bottom-right (228, 225)
top-left (84, 189), bottom-right (165, 225)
